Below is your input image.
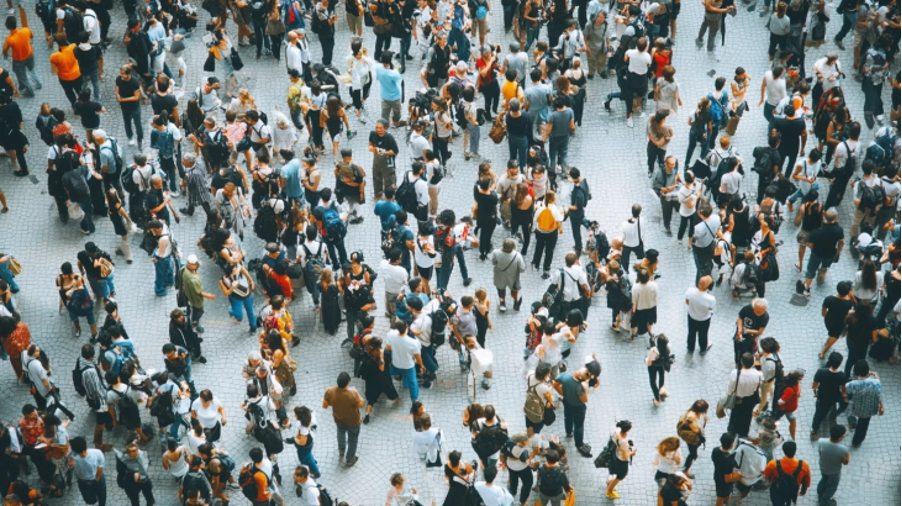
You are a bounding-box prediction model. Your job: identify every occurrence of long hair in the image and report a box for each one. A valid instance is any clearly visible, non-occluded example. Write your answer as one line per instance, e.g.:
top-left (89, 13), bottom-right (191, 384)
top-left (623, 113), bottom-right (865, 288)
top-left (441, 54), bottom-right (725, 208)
top-left (860, 259), bottom-right (877, 292)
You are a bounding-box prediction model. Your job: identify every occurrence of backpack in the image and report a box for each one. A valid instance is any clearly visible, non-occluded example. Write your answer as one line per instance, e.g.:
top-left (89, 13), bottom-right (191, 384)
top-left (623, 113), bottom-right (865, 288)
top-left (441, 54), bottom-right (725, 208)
top-left (239, 466), bottom-right (268, 502)
top-left (428, 162), bottom-right (445, 185)
top-left (593, 228), bottom-right (611, 260)
top-left (35, 115), bottom-right (58, 146)
top-left (381, 227), bottom-right (401, 259)
top-left (536, 206), bottom-right (556, 232)
top-left (97, 255), bottom-right (114, 279)
top-left (72, 359), bottom-right (94, 397)
top-left (247, 397), bottom-right (268, 429)
top-left (593, 436), bottom-right (617, 468)
top-left (322, 208), bottom-right (347, 240)
top-left (63, 7), bottom-right (84, 41)
top-left (36, 0), bottom-right (55, 22)
top-left (102, 139), bottom-right (124, 174)
top-left (317, 484), bottom-right (335, 506)
top-left (523, 381), bottom-right (546, 424)
top-left (620, 17), bottom-right (646, 50)
top-left (254, 205), bottom-right (279, 243)
top-left (67, 286), bottom-right (92, 311)
top-left (760, 251), bottom-right (780, 282)
top-left (63, 168), bottom-right (91, 201)
top-left (770, 460), bottom-right (805, 503)
top-left (395, 171), bottom-right (419, 214)
top-left (857, 180), bottom-right (885, 210)
top-left (310, 9), bottom-right (322, 34)
top-left (743, 261), bottom-right (762, 286)
top-left (115, 455), bottom-right (130, 490)
top-left (471, 421), bottom-right (509, 459)
top-left (112, 386), bottom-right (141, 427)
top-left (302, 243), bottom-right (326, 284)
top-left (151, 128), bottom-right (175, 159)
top-left (287, 1), bottom-right (303, 24)
top-left (676, 413), bottom-right (700, 445)
top-left (149, 386), bottom-right (176, 427)
top-left (430, 303), bottom-right (453, 347)
top-left (707, 92), bottom-right (727, 125)
top-left (752, 146), bottom-right (776, 176)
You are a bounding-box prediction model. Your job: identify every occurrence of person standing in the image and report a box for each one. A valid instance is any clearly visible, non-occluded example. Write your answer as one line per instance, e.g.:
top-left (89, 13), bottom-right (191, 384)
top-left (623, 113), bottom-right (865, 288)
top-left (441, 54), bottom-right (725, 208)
top-left (605, 420), bottom-right (636, 500)
top-left (685, 275), bottom-right (715, 353)
top-left (817, 425), bottom-right (850, 506)
top-left (180, 254), bottom-right (216, 334)
top-left (3, 5), bottom-right (42, 97)
top-left (619, 204), bottom-right (645, 268)
top-left (567, 168), bottom-right (590, 255)
top-left (115, 65), bottom-right (143, 149)
top-left (536, 448), bottom-right (570, 506)
top-left (759, 65), bottom-right (787, 130)
top-left (842, 360), bottom-right (884, 447)
top-left (763, 441), bottom-right (811, 506)
top-left (552, 360), bottom-right (600, 458)
top-left (652, 156), bottom-right (680, 236)
top-left (474, 177), bottom-right (499, 261)
top-left (711, 433), bottom-right (740, 506)
top-left (727, 353), bottom-right (763, 438)
top-left (116, 443), bottom-right (155, 506)
top-left (543, 96), bottom-right (576, 174)
top-left (368, 120), bottom-right (399, 199)
top-left (689, 203), bottom-right (721, 283)
top-left (376, 52), bottom-right (405, 127)
top-left (818, 282), bottom-right (855, 359)
top-left (491, 238), bottom-right (526, 312)
top-left (71, 436), bottom-right (106, 506)
top-left (322, 371), bottom-right (364, 467)
top-left (696, 0), bottom-right (729, 52)
top-left (804, 209), bottom-right (844, 296)
top-left (314, 0), bottom-right (338, 65)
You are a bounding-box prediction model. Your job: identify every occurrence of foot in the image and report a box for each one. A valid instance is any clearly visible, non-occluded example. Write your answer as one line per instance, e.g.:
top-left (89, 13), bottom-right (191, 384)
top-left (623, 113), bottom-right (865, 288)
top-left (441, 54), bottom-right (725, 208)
top-left (664, 228), bottom-right (673, 237)
top-left (195, 325), bottom-right (205, 334)
top-left (654, 398), bottom-right (661, 407)
top-left (499, 301), bottom-right (507, 312)
top-left (700, 344), bottom-right (713, 355)
top-left (626, 116), bottom-right (634, 128)
top-left (659, 388), bottom-right (669, 398)
top-left (12, 170), bottom-right (28, 177)
top-left (606, 491), bottom-right (620, 500)
top-left (513, 298), bottom-right (523, 311)
top-left (542, 271), bottom-right (550, 280)
top-left (604, 100), bottom-right (611, 112)
top-left (577, 445), bottom-right (593, 457)
top-left (683, 470), bottom-right (695, 479)
top-left (810, 431), bottom-right (819, 441)
top-left (345, 456), bottom-right (359, 467)
top-left (587, 73), bottom-right (594, 80)
top-left (834, 37), bottom-right (846, 50)
top-left (464, 277), bottom-right (473, 287)
top-left (196, 355), bottom-right (207, 364)
top-left (128, 138), bottom-right (137, 147)
top-left (363, 414), bottom-right (370, 424)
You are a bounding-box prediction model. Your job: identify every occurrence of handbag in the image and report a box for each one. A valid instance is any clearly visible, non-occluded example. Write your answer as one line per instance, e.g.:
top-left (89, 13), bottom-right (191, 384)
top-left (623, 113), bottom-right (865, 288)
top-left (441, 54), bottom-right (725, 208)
top-left (230, 48), bottom-right (245, 71)
top-left (170, 38), bottom-right (186, 54)
top-left (488, 116), bottom-right (506, 144)
top-left (716, 367), bottom-right (742, 418)
top-left (203, 51), bottom-right (216, 72)
top-left (634, 218), bottom-right (645, 259)
top-left (266, 17), bottom-right (286, 36)
top-left (68, 201), bottom-right (85, 222)
top-left (725, 114), bottom-right (740, 136)
top-left (542, 405), bottom-right (556, 426)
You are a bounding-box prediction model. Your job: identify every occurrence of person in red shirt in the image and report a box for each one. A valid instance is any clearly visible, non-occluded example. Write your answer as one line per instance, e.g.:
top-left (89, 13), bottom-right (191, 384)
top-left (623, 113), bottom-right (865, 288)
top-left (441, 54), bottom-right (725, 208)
top-left (763, 441), bottom-right (811, 506)
top-left (775, 370), bottom-right (804, 440)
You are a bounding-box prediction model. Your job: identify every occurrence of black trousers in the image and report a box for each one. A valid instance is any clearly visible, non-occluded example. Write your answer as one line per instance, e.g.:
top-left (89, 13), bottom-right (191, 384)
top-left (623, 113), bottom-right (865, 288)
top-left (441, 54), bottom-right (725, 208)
top-left (507, 466), bottom-right (534, 505)
top-left (124, 480), bottom-right (155, 506)
top-left (687, 316), bottom-right (711, 351)
top-left (728, 391), bottom-right (759, 438)
top-left (532, 230), bottom-right (558, 272)
top-left (478, 221), bottom-right (496, 256)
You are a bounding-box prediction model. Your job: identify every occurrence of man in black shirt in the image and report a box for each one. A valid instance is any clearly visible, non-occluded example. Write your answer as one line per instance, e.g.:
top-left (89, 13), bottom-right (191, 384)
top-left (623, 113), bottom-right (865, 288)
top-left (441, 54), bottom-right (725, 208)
top-left (367, 120), bottom-right (399, 199)
top-left (711, 432), bottom-right (740, 506)
top-left (474, 177), bottom-right (499, 260)
top-left (811, 351), bottom-right (848, 439)
top-left (115, 65), bottom-right (144, 150)
top-left (773, 104), bottom-right (807, 177)
top-left (734, 299), bottom-right (769, 365)
top-left (150, 75), bottom-right (180, 127)
top-left (146, 175), bottom-right (179, 227)
top-left (568, 168), bottom-right (590, 255)
top-left (77, 241), bottom-right (114, 306)
top-left (752, 131), bottom-right (783, 203)
top-left (819, 281), bottom-right (855, 359)
top-left (804, 208), bottom-right (844, 292)
top-left (74, 32), bottom-right (101, 101)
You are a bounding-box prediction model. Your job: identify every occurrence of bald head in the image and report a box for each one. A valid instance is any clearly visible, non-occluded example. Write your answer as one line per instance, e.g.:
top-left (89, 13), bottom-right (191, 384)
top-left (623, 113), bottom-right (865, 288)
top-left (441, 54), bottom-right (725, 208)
top-left (825, 208), bottom-right (838, 223)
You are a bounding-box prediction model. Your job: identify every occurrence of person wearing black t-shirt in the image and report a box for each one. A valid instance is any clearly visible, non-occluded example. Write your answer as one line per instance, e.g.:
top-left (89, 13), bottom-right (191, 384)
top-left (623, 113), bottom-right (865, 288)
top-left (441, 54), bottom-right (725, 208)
top-left (74, 32), bottom-right (101, 101)
top-left (711, 432), bottom-right (740, 506)
top-left (773, 104), bottom-right (807, 177)
top-left (73, 88), bottom-right (104, 144)
top-left (819, 281), bottom-right (855, 358)
top-left (115, 65), bottom-right (144, 149)
top-left (473, 178), bottom-right (499, 260)
top-left (843, 301), bottom-right (877, 378)
top-left (734, 299), bottom-right (769, 365)
top-left (150, 76), bottom-right (180, 126)
top-left (805, 208), bottom-right (844, 293)
top-left (811, 352), bottom-right (848, 439)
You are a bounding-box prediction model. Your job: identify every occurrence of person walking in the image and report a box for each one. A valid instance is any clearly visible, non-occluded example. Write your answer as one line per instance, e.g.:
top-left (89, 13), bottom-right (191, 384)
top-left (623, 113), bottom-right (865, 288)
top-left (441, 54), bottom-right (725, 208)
top-left (646, 334), bottom-right (672, 407)
top-left (567, 168), bottom-right (590, 255)
top-left (543, 96), bottom-right (576, 173)
top-left (3, 5), bottom-right (42, 97)
top-left (711, 432), bottom-right (740, 506)
top-left (552, 359), bottom-right (600, 458)
top-left (71, 436), bottom-right (107, 506)
top-left (532, 191), bottom-right (564, 278)
top-left (180, 254), bottom-right (216, 334)
top-left (490, 238), bottom-right (526, 312)
top-left (676, 400), bottom-right (708, 479)
top-left (690, 203), bottom-right (721, 283)
top-left (605, 420), bottom-right (637, 500)
top-left (763, 441), bottom-right (811, 506)
top-left (842, 359), bottom-right (884, 447)
top-left (322, 371), bottom-right (364, 467)
top-left (696, 0), bottom-right (730, 52)
top-left (817, 425), bottom-right (850, 506)
top-left (685, 275), bottom-right (715, 353)
top-left (536, 448), bottom-right (571, 506)
top-left (116, 442), bottom-right (155, 506)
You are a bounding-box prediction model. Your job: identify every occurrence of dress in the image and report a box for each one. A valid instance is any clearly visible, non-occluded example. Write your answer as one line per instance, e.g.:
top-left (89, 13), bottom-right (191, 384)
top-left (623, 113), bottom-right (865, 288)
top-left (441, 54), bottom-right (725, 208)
top-left (1, 321), bottom-right (32, 379)
top-left (110, 200), bottom-right (129, 236)
top-left (321, 283), bottom-right (341, 335)
top-left (358, 354), bottom-right (399, 405)
top-left (474, 304), bottom-right (489, 348)
top-left (730, 204), bottom-right (752, 248)
top-left (442, 463), bottom-right (471, 506)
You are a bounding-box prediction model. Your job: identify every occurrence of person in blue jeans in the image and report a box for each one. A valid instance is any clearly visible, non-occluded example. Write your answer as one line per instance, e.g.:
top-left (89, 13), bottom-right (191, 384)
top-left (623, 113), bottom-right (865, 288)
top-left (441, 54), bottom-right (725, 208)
top-left (685, 96), bottom-right (713, 167)
top-left (163, 343), bottom-right (197, 398)
top-left (220, 263), bottom-right (257, 333)
top-left (0, 254), bottom-right (20, 293)
top-left (385, 321), bottom-right (424, 402)
top-left (71, 437), bottom-right (108, 506)
top-left (544, 96), bottom-right (576, 174)
top-left (148, 221), bottom-right (176, 296)
top-left (290, 405), bottom-right (321, 477)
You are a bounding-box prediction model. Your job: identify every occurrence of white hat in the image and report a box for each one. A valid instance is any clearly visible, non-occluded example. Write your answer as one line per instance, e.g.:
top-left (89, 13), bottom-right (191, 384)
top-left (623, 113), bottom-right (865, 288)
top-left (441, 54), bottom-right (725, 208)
top-left (187, 254), bottom-right (199, 264)
top-left (648, 2), bottom-right (661, 13)
top-left (93, 129), bottom-right (107, 139)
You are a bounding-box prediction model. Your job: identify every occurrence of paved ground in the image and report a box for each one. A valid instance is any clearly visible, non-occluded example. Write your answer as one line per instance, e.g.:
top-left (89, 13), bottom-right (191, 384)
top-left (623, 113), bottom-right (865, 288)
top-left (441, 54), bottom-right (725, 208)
top-left (0, 1), bottom-right (899, 505)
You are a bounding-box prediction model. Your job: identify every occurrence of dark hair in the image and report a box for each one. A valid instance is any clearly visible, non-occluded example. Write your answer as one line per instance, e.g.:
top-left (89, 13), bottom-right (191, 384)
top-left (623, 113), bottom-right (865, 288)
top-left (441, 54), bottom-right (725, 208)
top-left (249, 447), bottom-right (264, 463)
top-left (853, 359), bottom-right (870, 377)
top-left (71, 437), bottom-right (88, 454)
top-left (544, 449), bottom-right (560, 464)
top-left (720, 432), bottom-right (736, 449)
top-left (826, 351), bottom-right (843, 369)
top-left (337, 371), bottom-right (351, 388)
top-left (483, 465), bottom-right (498, 483)
top-left (829, 425), bottom-right (847, 441)
top-left (783, 440), bottom-right (797, 458)
top-left (615, 420), bottom-right (632, 433)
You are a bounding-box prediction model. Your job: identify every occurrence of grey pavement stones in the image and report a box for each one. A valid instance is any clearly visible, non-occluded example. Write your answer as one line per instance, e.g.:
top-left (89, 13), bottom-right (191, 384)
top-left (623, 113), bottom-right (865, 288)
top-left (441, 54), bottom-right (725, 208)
top-left (0, 2), bottom-right (899, 506)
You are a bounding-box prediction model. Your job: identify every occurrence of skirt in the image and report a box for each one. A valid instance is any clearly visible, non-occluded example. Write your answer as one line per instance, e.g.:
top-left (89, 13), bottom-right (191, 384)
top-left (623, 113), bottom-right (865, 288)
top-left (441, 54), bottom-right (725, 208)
top-left (631, 306), bottom-right (658, 331)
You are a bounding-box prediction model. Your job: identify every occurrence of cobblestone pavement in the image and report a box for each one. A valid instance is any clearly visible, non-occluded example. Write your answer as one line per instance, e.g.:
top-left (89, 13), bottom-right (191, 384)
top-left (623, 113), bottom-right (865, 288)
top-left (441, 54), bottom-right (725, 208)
top-left (0, 1), bottom-right (899, 505)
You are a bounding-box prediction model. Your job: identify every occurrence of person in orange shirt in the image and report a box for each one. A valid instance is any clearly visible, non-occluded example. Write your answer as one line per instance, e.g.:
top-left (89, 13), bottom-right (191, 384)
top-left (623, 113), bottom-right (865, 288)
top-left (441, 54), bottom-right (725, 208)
top-left (763, 440), bottom-right (811, 506)
top-left (3, 6), bottom-right (42, 97)
top-left (48, 32), bottom-right (82, 106)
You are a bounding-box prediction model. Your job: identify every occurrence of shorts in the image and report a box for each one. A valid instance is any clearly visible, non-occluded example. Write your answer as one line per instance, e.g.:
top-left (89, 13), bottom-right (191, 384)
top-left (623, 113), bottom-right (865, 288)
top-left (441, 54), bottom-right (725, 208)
top-left (609, 457), bottom-right (629, 480)
top-left (524, 415), bottom-right (544, 434)
top-left (796, 228), bottom-right (813, 244)
top-left (805, 251), bottom-right (835, 280)
top-left (774, 408), bottom-right (797, 423)
top-left (735, 481), bottom-right (752, 495)
top-left (715, 479), bottom-right (733, 498)
top-left (417, 264), bottom-right (434, 281)
top-left (95, 410), bottom-right (113, 429)
top-left (346, 12), bottom-right (362, 34)
top-left (474, 16), bottom-right (489, 38)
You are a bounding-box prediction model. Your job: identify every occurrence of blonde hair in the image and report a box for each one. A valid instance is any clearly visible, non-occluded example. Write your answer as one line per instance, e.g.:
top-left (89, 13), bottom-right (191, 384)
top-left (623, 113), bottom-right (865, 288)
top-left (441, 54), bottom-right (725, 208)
top-left (657, 436), bottom-right (681, 456)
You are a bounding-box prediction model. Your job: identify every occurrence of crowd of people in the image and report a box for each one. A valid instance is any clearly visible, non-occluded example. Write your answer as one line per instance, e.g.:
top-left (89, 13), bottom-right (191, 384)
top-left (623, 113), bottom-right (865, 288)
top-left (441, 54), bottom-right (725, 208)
top-left (0, 0), bottom-right (900, 505)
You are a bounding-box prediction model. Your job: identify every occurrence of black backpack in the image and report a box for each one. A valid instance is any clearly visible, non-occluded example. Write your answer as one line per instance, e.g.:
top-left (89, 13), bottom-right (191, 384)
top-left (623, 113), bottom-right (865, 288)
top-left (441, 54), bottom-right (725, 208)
top-left (471, 421), bottom-right (509, 459)
top-left (254, 205), bottom-right (279, 243)
top-left (752, 146), bottom-right (776, 176)
top-left (112, 386), bottom-right (141, 427)
top-left (743, 261), bottom-right (762, 286)
top-left (62, 167), bottom-right (91, 201)
top-left (769, 460), bottom-right (805, 504)
top-left (620, 17), bottom-right (646, 50)
top-left (395, 171), bottom-right (419, 214)
top-left (63, 7), bottom-right (84, 42)
top-left (858, 181), bottom-right (885, 210)
top-left (149, 386), bottom-right (176, 427)
top-left (72, 359), bottom-right (94, 397)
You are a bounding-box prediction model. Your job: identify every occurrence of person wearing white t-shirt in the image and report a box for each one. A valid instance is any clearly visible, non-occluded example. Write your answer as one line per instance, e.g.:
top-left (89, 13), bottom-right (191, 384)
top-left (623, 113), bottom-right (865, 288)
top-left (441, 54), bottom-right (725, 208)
top-left (293, 465), bottom-right (320, 505)
top-left (473, 467), bottom-right (514, 506)
top-left (876, 174), bottom-right (901, 240)
top-left (381, 250), bottom-right (410, 326)
top-left (405, 162), bottom-right (430, 221)
top-left (685, 275), bottom-right (716, 353)
top-left (624, 37), bottom-right (652, 128)
top-left (411, 413), bottom-right (442, 463)
top-left (385, 321), bottom-right (425, 402)
top-left (190, 389), bottom-right (226, 442)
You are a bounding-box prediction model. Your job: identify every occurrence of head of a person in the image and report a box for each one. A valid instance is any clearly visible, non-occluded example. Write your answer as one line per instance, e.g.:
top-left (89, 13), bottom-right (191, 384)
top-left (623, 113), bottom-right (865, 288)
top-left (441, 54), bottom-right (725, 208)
top-left (720, 432), bottom-right (736, 450)
top-left (616, 419), bottom-right (632, 435)
top-left (752, 298), bottom-right (768, 316)
top-left (741, 352), bottom-right (755, 369)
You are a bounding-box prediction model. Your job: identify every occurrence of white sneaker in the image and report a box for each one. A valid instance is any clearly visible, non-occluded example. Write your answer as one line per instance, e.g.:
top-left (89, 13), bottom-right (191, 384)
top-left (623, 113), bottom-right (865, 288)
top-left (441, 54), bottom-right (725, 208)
top-left (626, 117), bottom-right (634, 128)
top-left (128, 138), bottom-right (137, 147)
top-left (170, 190), bottom-right (180, 197)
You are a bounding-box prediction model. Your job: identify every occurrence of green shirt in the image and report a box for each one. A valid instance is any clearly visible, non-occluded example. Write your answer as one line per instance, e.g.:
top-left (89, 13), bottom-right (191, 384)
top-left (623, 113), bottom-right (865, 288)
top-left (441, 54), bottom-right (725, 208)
top-left (182, 268), bottom-right (205, 308)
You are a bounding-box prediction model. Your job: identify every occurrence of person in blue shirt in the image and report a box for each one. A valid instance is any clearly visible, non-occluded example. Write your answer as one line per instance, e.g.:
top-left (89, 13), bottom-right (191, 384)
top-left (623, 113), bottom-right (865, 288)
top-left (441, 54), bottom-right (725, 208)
top-left (374, 187), bottom-right (401, 231)
top-left (279, 149), bottom-right (305, 209)
top-left (375, 52), bottom-right (406, 128)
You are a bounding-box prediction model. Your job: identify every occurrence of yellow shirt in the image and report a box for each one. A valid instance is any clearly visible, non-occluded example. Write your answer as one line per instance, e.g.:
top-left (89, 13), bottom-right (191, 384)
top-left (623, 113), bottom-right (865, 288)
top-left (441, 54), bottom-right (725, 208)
top-left (4, 28), bottom-right (34, 62)
top-left (501, 80), bottom-right (524, 103)
top-left (50, 44), bottom-right (81, 81)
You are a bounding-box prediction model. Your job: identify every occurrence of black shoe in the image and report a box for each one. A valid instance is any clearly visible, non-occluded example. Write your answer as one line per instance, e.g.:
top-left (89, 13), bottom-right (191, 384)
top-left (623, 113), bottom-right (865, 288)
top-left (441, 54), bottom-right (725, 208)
top-left (464, 277), bottom-right (473, 287)
top-left (834, 37), bottom-right (845, 50)
top-left (513, 298), bottom-right (523, 311)
top-left (577, 445), bottom-right (593, 458)
top-left (363, 414), bottom-right (370, 424)
top-left (196, 355), bottom-right (208, 364)
top-left (587, 73), bottom-right (594, 80)
top-left (179, 207), bottom-right (194, 216)
top-left (12, 170), bottom-right (29, 177)
top-left (604, 100), bottom-right (611, 111)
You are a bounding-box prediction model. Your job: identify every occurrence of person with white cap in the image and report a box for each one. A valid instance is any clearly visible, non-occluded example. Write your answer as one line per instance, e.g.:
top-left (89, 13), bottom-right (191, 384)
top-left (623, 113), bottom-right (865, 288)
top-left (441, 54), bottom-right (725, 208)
top-left (179, 254), bottom-right (216, 334)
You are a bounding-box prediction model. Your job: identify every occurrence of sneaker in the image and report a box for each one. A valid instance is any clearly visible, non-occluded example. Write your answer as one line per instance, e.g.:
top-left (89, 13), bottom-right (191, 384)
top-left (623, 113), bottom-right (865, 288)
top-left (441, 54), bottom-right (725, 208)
top-left (363, 414), bottom-right (370, 424)
top-left (600, 72), bottom-right (609, 79)
top-left (481, 379), bottom-right (491, 390)
top-left (626, 117), bottom-right (634, 128)
top-left (664, 228), bottom-right (673, 237)
top-left (358, 115), bottom-right (368, 124)
top-left (345, 456), bottom-right (359, 467)
top-left (499, 301), bottom-right (507, 312)
top-left (128, 138), bottom-right (137, 147)
top-left (195, 325), bottom-right (205, 334)
top-left (604, 100), bottom-right (611, 112)
top-left (834, 37), bottom-right (846, 50)
top-left (606, 491), bottom-right (620, 500)
top-left (463, 277), bottom-right (473, 287)
top-left (660, 388), bottom-right (669, 398)
top-left (577, 445), bottom-right (593, 458)
top-left (170, 190), bottom-right (180, 197)
top-left (542, 271), bottom-right (550, 280)
top-left (587, 73), bottom-right (594, 80)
